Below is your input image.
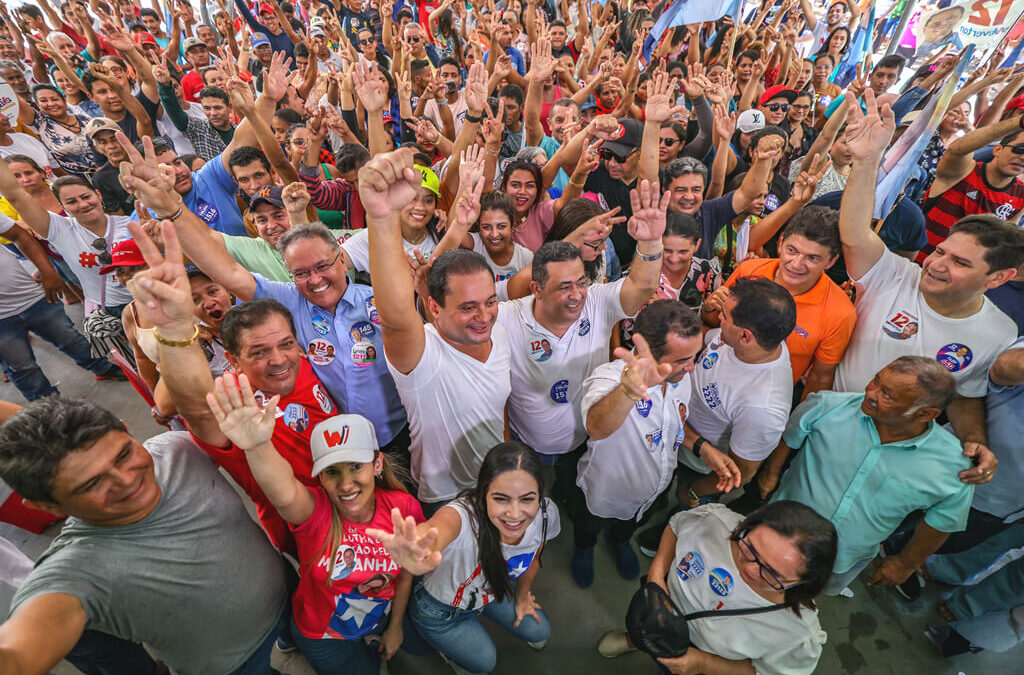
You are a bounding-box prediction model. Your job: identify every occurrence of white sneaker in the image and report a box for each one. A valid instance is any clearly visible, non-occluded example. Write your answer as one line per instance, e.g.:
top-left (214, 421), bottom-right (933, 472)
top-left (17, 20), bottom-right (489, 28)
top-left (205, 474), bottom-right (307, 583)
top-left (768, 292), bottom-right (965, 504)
top-left (597, 630), bottom-right (635, 658)
top-left (527, 640), bottom-right (547, 650)
top-left (839, 587), bottom-right (855, 598)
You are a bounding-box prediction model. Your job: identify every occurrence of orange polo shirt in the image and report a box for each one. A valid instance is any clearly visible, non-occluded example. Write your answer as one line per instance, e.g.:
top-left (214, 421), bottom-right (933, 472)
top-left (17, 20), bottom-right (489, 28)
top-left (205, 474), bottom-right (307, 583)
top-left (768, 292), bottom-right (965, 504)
top-left (725, 258), bottom-right (856, 383)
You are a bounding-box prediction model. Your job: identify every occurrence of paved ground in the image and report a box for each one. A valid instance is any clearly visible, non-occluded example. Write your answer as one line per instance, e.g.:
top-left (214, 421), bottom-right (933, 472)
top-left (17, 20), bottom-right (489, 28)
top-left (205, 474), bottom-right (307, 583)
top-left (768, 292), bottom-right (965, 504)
top-left (1, 303), bottom-right (1016, 675)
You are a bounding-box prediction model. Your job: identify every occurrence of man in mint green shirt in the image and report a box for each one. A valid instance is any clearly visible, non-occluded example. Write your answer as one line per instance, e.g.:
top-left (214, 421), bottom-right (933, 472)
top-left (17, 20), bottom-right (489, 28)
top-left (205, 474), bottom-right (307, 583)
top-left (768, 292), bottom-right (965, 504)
top-left (768, 356), bottom-right (974, 596)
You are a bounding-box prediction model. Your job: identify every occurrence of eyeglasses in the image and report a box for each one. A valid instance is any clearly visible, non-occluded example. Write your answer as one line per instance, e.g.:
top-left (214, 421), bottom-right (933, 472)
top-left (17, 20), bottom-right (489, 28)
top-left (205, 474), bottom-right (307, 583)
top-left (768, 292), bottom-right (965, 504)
top-left (659, 137), bottom-right (679, 147)
top-left (289, 252), bottom-right (340, 282)
top-left (764, 103), bottom-right (790, 112)
top-left (290, 137), bottom-right (307, 146)
top-left (91, 236), bottom-right (111, 266)
top-left (1005, 143), bottom-right (1024, 155)
top-left (583, 237), bottom-right (606, 251)
top-left (359, 37), bottom-right (376, 45)
top-left (790, 103), bottom-right (811, 111)
top-left (105, 65), bottom-right (126, 75)
top-left (406, 35), bottom-right (421, 43)
top-left (735, 530), bottom-right (802, 592)
top-left (599, 148), bottom-right (634, 163)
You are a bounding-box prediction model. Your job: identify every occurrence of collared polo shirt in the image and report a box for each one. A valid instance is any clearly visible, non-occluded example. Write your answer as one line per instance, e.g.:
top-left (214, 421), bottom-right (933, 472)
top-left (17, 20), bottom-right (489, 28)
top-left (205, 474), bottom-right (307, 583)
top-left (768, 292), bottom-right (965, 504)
top-left (253, 275), bottom-right (406, 446)
top-left (774, 391), bottom-right (973, 574)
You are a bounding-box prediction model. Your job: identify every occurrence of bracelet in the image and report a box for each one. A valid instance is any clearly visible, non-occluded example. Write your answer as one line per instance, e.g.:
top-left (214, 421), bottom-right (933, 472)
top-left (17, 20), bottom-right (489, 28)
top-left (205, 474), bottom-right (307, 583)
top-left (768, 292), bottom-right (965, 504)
top-left (687, 486), bottom-right (701, 503)
top-left (436, 97), bottom-right (449, 106)
top-left (154, 324), bottom-right (199, 348)
top-left (465, 112), bottom-right (483, 123)
top-left (635, 248), bottom-right (664, 262)
top-left (484, 148), bottom-right (500, 157)
top-left (568, 177), bottom-right (587, 188)
top-left (691, 436), bottom-right (707, 458)
top-left (154, 206), bottom-right (184, 221)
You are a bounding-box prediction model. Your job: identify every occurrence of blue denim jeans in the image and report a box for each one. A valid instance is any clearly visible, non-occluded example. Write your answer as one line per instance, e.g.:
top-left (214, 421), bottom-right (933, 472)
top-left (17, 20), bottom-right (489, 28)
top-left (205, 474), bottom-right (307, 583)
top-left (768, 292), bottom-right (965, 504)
top-left (224, 601), bottom-right (289, 675)
top-left (65, 630), bottom-right (160, 675)
top-left (408, 583), bottom-right (550, 674)
top-left (290, 616), bottom-right (382, 675)
top-left (0, 297), bottom-right (120, 400)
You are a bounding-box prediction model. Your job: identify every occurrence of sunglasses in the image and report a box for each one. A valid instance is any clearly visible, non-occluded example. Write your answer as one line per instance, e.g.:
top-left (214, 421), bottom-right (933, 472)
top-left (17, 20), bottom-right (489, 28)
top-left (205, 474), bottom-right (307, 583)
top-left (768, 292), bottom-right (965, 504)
top-left (659, 137), bottom-right (679, 147)
top-left (790, 103), bottom-right (811, 111)
top-left (599, 148), bottom-right (634, 163)
top-left (764, 103), bottom-right (790, 112)
top-left (1005, 143), bottom-right (1024, 155)
top-left (359, 37), bottom-right (375, 45)
top-left (91, 236), bottom-right (111, 266)
top-left (406, 35), bottom-right (421, 43)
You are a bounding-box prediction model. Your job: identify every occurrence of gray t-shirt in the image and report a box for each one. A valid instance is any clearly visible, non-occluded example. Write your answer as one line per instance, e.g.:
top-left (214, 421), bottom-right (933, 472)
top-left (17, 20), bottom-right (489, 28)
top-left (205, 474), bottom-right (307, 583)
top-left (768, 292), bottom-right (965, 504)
top-left (11, 432), bottom-right (288, 675)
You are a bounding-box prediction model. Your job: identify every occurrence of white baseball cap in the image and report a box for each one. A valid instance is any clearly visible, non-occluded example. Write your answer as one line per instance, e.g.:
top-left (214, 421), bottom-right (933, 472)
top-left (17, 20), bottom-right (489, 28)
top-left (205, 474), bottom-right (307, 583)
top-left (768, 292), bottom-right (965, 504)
top-left (310, 414), bottom-right (378, 476)
top-left (737, 109), bottom-right (766, 134)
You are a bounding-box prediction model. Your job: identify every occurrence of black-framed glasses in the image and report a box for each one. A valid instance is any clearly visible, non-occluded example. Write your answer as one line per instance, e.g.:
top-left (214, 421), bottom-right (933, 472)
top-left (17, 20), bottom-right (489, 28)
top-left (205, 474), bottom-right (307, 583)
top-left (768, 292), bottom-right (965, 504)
top-left (359, 37), bottom-right (376, 45)
top-left (583, 237), bottom-right (606, 251)
top-left (91, 237), bottom-right (111, 266)
top-left (599, 148), bottom-right (634, 163)
top-left (289, 252), bottom-right (340, 282)
top-left (406, 35), bottom-right (421, 43)
top-left (659, 137), bottom-right (679, 147)
top-left (735, 530), bottom-right (802, 591)
top-left (764, 103), bottom-right (790, 112)
top-left (1006, 143), bottom-right (1024, 155)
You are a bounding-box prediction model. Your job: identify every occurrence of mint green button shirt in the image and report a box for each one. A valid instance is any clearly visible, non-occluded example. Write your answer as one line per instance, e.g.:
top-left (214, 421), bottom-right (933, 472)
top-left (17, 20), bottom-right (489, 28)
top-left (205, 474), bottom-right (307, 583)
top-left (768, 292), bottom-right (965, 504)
top-left (773, 391), bottom-right (974, 574)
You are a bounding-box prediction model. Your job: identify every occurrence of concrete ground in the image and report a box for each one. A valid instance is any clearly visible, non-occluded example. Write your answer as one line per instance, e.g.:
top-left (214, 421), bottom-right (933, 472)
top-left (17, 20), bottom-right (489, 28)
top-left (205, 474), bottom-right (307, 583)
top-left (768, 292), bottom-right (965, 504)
top-left (1, 303), bottom-right (1016, 675)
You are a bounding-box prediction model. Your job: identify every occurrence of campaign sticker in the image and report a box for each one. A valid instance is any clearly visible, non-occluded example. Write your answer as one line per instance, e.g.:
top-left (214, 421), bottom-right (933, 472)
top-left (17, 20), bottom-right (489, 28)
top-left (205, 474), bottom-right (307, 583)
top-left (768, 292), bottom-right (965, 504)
top-left (507, 552), bottom-right (536, 578)
top-left (578, 318), bottom-right (591, 336)
top-left (701, 352), bottom-right (719, 369)
top-left (365, 296), bottom-right (380, 325)
top-left (709, 567), bottom-right (734, 597)
top-left (351, 341), bottom-right (378, 367)
top-left (311, 315), bottom-right (332, 336)
top-left (283, 403), bottom-right (309, 432)
top-left (936, 343), bottom-right (973, 373)
top-left (645, 428), bottom-right (663, 451)
top-left (529, 339), bottom-right (553, 362)
top-left (349, 320), bottom-right (376, 343)
top-left (765, 194), bottom-right (780, 211)
top-left (195, 200), bottom-right (219, 224)
top-left (675, 551), bottom-right (705, 581)
top-left (635, 399), bottom-right (652, 417)
top-left (307, 339), bottom-right (337, 365)
top-left (313, 384), bottom-right (334, 414)
top-left (550, 379), bottom-right (569, 404)
top-left (882, 310), bottom-right (919, 340)
top-left (792, 325), bottom-right (809, 338)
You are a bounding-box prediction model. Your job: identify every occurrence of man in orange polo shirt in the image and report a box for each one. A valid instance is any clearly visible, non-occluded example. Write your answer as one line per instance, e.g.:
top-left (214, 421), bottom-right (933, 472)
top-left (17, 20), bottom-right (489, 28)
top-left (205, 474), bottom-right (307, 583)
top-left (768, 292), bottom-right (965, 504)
top-left (703, 206), bottom-right (856, 398)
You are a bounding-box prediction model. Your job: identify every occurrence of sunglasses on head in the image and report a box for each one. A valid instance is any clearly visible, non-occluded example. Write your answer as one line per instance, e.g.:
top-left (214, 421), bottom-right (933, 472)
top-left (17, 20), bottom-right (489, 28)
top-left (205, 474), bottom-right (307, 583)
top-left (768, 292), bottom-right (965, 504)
top-left (599, 148), bottom-right (634, 163)
top-left (1005, 143), bottom-right (1024, 155)
top-left (764, 102), bottom-right (790, 112)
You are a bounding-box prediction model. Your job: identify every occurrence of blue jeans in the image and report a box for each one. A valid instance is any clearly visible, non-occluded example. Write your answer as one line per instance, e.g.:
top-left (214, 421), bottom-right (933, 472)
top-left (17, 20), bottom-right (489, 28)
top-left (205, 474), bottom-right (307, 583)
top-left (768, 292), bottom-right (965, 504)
top-left (409, 584), bottom-right (550, 674)
top-left (0, 297), bottom-right (120, 400)
top-left (65, 630), bottom-right (159, 675)
top-left (225, 601), bottom-right (289, 675)
top-left (290, 616), bottom-right (381, 675)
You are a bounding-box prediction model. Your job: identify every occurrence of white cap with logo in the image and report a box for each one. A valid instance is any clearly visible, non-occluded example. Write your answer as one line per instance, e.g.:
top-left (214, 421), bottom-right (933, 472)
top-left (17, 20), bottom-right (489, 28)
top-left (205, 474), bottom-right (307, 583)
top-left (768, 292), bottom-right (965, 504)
top-left (309, 414), bottom-right (378, 476)
top-left (737, 109), bottom-right (766, 134)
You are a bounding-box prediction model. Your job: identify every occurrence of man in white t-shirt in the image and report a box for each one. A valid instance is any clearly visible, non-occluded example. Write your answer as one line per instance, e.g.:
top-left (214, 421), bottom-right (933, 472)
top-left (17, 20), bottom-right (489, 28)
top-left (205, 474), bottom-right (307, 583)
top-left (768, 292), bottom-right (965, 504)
top-left (364, 148), bottom-right (511, 511)
top-left (835, 91), bottom-right (1024, 486)
top-left (571, 301), bottom-right (741, 588)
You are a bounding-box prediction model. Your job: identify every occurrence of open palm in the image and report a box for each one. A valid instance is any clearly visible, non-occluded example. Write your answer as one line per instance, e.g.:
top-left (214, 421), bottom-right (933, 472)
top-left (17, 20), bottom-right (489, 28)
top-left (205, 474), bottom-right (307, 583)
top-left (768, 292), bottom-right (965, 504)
top-left (206, 373), bottom-right (280, 451)
top-left (843, 90), bottom-right (895, 162)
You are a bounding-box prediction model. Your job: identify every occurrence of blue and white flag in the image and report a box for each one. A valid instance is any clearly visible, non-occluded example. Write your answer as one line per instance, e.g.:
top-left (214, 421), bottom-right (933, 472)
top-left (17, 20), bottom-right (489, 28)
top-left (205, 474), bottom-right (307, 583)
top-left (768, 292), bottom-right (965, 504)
top-left (642, 0), bottom-right (742, 62)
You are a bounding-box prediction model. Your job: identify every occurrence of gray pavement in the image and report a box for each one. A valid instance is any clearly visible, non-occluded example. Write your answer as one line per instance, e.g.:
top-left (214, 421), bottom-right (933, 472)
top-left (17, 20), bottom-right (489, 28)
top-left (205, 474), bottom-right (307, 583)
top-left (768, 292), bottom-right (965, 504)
top-left (1, 302), bottom-right (1015, 675)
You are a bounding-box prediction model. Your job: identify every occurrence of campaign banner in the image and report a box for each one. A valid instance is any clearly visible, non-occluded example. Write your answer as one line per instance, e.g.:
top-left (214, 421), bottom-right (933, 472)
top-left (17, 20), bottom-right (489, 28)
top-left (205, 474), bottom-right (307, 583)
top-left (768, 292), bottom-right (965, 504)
top-left (0, 79), bottom-right (18, 127)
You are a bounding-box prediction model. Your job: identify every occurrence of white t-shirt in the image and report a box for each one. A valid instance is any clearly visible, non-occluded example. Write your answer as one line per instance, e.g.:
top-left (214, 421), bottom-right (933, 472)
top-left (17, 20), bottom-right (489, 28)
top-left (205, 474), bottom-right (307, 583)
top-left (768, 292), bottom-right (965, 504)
top-left (577, 360), bottom-right (692, 521)
top-left (499, 279), bottom-right (627, 456)
top-left (45, 212), bottom-right (133, 307)
top-left (386, 323), bottom-right (511, 502)
top-left (0, 133), bottom-right (56, 180)
top-left (685, 329), bottom-right (793, 465)
top-left (835, 249), bottom-right (1017, 397)
top-left (342, 228), bottom-right (438, 273)
top-left (157, 103), bottom-right (207, 157)
top-left (666, 504), bottom-right (826, 675)
top-left (470, 233), bottom-right (534, 281)
top-left (421, 498), bottom-right (560, 611)
top-left (0, 246), bottom-right (46, 319)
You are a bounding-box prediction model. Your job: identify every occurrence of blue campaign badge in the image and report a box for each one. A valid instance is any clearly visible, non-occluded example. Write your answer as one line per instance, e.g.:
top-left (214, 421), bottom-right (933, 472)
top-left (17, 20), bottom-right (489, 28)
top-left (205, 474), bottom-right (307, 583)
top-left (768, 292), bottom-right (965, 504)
top-left (349, 321), bottom-right (376, 343)
top-left (365, 296), bottom-right (380, 325)
top-left (311, 315), bottom-right (332, 336)
top-left (507, 552), bottom-right (536, 579)
top-left (194, 200), bottom-right (219, 224)
top-left (701, 352), bottom-right (719, 369)
top-left (709, 567), bottom-right (734, 597)
top-left (765, 194), bottom-right (780, 212)
top-left (701, 383), bottom-right (722, 409)
top-left (645, 428), bottom-right (663, 451)
top-left (282, 403), bottom-right (309, 433)
top-left (635, 399), bottom-right (652, 417)
top-left (936, 343), bottom-right (973, 373)
top-left (550, 379), bottom-right (569, 404)
top-left (675, 551), bottom-right (705, 581)
top-left (792, 325), bottom-right (809, 338)
top-left (578, 318), bottom-right (591, 336)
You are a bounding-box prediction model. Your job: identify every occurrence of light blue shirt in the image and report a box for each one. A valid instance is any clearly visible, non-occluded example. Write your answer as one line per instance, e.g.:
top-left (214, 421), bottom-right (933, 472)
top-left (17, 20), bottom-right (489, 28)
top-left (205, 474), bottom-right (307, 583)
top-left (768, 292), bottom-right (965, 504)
top-left (773, 391), bottom-right (973, 574)
top-left (540, 135), bottom-right (568, 191)
top-left (253, 275), bottom-right (406, 445)
top-left (972, 337), bottom-right (1024, 522)
top-left (184, 154), bottom-right (246, 237)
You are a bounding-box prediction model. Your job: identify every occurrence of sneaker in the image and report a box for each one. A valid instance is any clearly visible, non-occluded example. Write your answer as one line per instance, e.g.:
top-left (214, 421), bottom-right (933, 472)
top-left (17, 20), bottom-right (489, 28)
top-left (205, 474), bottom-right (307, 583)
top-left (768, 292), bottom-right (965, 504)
top-left (527, 640), bottom-right (547, 650)
top-left (637, 520), bottom-right (667, 558)
top-left (275, 636), bottom-right (297, 653)
top-left (597, 630), bottom-right (634, 658)
top-left (894, 574), bottom-right (925, 601)
top-left (610, 537), bottom-right (640, 580)
top-left (924, 624), bottom-right (983, 657)
top-left (838, 587), bottom-right (855, 598)
top-left (571, 546), bottom-right (595, 588)
top-left (94, 370), bottom-right (127, 381)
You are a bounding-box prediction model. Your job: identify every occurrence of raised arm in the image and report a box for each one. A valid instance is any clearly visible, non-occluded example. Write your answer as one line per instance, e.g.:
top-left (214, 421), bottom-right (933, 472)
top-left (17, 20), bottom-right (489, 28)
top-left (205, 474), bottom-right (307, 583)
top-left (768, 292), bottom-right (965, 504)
top-left (639, 72), bottom-right (686, 188)
top-left (587, 334), bottom-right (673, 440)
top-left (0, 157), bottom-right (53, 237)
top-left (618, 181), bottom-right (670, 315)
top-left (0, 593), bottom-right (87, 675)
top-left (524, 38), bottom-right (556, 147)
top-left (232, 58), bottom-right (299, 183)
top-left (90, 62), bottom-right (155, 137)
top-left (731, 133), bottom-right (778, 215)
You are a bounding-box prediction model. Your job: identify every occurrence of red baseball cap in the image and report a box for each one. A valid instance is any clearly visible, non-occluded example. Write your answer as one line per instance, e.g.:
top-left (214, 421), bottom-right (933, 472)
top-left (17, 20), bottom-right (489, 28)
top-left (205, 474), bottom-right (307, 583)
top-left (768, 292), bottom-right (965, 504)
top-left (759, 85), bottom-right (798, 107)
top-left (259, 3), bottom-right (276, 14)
top-left (100, 239), bottom-right (147, 275)
top-left (133, 32), bottom-right (158, 47)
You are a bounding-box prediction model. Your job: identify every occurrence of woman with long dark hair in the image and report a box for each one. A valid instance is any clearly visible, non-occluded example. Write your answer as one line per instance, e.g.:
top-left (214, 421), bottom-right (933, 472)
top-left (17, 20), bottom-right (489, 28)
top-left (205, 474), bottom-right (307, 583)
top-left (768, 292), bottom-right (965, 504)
top-left (370, 442), bottom-right (561, 674)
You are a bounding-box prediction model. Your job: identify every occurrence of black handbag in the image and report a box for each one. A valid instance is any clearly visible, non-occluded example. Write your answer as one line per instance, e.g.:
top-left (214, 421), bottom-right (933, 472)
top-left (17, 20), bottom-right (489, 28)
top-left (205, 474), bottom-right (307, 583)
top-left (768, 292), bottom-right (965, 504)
top-left (626, 582), bottom-right (792, 659)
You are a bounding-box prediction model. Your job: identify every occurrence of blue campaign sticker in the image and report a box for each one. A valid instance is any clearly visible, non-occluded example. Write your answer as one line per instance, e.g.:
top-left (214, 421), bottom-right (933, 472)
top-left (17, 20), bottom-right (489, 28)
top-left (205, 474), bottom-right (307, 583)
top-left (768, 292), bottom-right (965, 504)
top-left (792, 325), bottom-right (809, 338)
top-left (645, 428), bottom-right (663, 451)
top-left (635, 399), bottom-right (652, 417)
top-left (578, 318), bottom-right (591, 336)
top-left (936, 343), bottom-right (973, 373)
top-left (765, 194), bottom-right (780, 212)
top-left (195, 200), bottom-right (219, 224)
top-left (675, 551), bottom-right (705, 581)
top-left (708, 567), bottom-right (734, 597)
top-left (283, 403), bottom-right (309, 433)
top-left (365, 296), bottom-right (380, 325)
top-left (701, 352), bottom-right (719, 369)
top-left (507, 552), bottom-right (536, 578)
top-left (311, 315), bottom-right (332, 336)
top-left (550, 379), bottom-right (569, 404)
top-left (702, 383), bottom-right (722, 409)
top-left (349, 321), bottom-right (376, 343)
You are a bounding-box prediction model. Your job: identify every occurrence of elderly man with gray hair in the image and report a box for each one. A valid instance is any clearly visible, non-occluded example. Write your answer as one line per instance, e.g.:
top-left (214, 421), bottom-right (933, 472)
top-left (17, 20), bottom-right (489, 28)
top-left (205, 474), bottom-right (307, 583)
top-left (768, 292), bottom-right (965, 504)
top-left (768, 356), bottom-right (973, 596)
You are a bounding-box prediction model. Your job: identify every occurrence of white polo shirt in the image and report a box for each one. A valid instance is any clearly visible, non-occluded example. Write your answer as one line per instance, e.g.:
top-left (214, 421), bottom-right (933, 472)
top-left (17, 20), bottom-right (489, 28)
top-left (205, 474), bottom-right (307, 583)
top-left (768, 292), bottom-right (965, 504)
top-left (342, 228), bottom-right (438, 273)
top-left (835, 249), bottom-right (1017, 397)
top-left (386, 323), bottom-right (511, 503)
top-left (46, 212), bottom-right (133, 307)
top-left (576, 359), bottom-right (691, 521)
top-left (469, 233), bottom-right (534, 281)
top-left (499, 279), bottom-right (628, 456)
top-left (666, 504), bottom-right (826, 675)
top-left (684, 328), bottom-right (792, 468)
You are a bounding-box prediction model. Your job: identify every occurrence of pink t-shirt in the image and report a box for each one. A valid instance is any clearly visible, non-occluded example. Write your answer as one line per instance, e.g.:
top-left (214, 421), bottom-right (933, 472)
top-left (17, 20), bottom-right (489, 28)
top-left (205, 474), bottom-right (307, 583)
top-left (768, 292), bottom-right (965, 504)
top-left (512, 199), bottom-right (556, 252)
top-left (290, 487), bottom-right (423, 640)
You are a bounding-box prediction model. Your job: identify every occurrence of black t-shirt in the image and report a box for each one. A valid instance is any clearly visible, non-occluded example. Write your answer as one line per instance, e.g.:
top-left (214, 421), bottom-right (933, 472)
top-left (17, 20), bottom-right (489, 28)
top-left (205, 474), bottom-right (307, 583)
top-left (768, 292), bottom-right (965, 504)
top-left (584, 164), bottom-right (637, 266)
top-left (92, 161), bottom-right (135, 215)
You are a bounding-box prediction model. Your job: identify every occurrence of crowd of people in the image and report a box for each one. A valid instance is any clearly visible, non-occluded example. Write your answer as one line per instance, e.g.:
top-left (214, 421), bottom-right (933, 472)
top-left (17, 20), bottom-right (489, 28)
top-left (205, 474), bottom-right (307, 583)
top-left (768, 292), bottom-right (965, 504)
top-left (0, 0), bottom-right (1023, 673)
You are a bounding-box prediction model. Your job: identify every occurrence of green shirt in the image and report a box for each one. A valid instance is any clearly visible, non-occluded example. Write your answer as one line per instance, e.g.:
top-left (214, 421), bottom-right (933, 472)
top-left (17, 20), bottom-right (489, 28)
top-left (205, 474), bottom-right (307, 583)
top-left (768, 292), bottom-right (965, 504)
top-left (773, 391), bottom-right (973, 574)
top-left (221, 233), bottom-right (290, 282)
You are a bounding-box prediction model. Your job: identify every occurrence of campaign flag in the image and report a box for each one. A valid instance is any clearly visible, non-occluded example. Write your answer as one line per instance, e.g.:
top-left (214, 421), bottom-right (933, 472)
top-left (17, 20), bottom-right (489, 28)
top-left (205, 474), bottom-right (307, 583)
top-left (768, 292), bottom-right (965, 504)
top-left (874, 44), bottom-right (975, 219)
top-left (1000, 32), bottom-right (1024, 67)
top-left (643, 0), bottom-right (742, 62)
top-left (832, 3), bottom-right (877, 88)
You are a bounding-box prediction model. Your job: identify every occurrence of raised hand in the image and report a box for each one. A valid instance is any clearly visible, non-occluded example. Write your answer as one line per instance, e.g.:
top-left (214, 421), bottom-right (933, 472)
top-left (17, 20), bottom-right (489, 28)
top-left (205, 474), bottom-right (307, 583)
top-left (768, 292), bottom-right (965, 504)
top-left (458, 144), bottom-right (486, 187)
top-left (281, 181), bottom-right (311, 213)
top-left (100, 20), bottom-right (134, 52)
top-left (152, 60), bottom-right (172, 85)
top-left (791, 154), bottom-right (832, 204)
top-left (454, 171), bottom-right (486, 229)
top-left (358, 147), bottom-right (423, 220)
top-left (843, 88), bottom-right (895, 163)
top-left (123, 218), bottom-right (194, 330)
top-left (679, 63), bottom-right (709, 100)
top-left (463, 61), bottom-right (487, 113)
top-left (713, 103), bottom-right (736, 141)
top-left (225, 77), bottom-right (256, 113)
top-left (366, 507), bottom-right (443, 576)
top-left (627, 179), bottom-right (671, 242)
top-left (262, 51), bottom-right (293, 103)
top-left (527, 37), bottom-right (555, 83)
top-left (614, 333), bottom-right (674, 401)
top-left (645, 71), bottom-right (687, 123)
top-left (117, 133), bottom-right (180, 215)
top-left (206, 372), bottom-right (280, 451)
top-left (481, 99), bottom-right (506, 145)
top-left (352, 59), bottom-right (389, 112)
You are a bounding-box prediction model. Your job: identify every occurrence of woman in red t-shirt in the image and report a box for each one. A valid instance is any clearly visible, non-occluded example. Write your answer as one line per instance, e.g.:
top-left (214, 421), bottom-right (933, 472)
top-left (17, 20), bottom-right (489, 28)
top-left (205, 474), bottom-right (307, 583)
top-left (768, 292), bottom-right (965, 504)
top-left (207, 373), bottom-right (422, 675)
